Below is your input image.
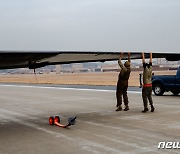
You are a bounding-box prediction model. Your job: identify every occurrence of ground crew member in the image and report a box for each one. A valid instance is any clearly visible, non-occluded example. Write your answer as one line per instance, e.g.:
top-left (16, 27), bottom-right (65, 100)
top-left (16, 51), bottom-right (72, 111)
top-left (116, 52), bottom-right (131, 111)
top-left (141, 52), bottom-right (155, 112)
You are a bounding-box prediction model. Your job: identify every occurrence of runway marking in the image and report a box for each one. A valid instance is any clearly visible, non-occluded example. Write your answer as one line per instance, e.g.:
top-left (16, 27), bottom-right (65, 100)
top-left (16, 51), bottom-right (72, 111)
top-left (0, 84), bottom-right (141, 94)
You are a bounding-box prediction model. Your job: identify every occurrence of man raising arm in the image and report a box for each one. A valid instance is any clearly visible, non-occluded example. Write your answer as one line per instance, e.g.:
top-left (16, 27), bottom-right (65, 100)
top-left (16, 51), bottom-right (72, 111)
top-left (141, 52), bottom-right (155, 113)
top-left (116, 52), bottom-right (131, 111)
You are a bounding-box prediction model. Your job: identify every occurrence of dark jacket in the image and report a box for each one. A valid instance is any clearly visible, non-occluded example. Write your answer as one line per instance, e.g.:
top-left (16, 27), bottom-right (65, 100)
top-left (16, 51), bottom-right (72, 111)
top-left (117, 59), bottom-right (131, 88)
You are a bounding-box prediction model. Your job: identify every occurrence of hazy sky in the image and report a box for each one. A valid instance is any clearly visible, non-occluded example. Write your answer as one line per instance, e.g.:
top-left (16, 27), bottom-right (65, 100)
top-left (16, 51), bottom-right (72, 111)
top-left (0, 0), bottom-right (180, 52)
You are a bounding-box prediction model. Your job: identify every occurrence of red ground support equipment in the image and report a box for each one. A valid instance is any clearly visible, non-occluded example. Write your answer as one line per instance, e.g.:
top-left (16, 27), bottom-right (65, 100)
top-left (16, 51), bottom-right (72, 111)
top-left (49, 116), bottom-right (76, 128)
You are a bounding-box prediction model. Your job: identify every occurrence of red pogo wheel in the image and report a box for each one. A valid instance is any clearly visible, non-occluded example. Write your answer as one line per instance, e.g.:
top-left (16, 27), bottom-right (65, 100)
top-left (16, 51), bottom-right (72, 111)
top-left (54, 116), bottom-right (60, 123)
top-left (49, 117), bottom-right (54, 125)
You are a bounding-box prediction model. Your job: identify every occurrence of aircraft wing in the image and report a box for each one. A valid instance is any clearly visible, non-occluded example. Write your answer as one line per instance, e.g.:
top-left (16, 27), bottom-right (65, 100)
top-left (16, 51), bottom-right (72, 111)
top-left (0, 51), bottom-right (179, 69)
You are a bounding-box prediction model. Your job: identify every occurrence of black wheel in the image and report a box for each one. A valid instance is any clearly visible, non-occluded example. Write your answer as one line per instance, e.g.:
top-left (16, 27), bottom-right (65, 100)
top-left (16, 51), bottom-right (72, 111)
top-left (153, 84), bottom-right (164, 96)
top-left (171, 91), bottom-right (180, 96)
top-left (54, 116), bottom-right (60, 123)
top-left (49, 117), bottom-right (54, 125)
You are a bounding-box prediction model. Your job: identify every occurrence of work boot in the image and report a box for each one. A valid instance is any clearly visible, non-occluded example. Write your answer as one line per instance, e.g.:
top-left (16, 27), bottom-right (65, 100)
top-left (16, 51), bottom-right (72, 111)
top-left (142, 108), bottom-right (149, 113)
top-left (116, 105), bottom-right (122, 111)
top-left (151, 105), bottom-right (155, 112)
top-left (124, 105), bottom-right (129, 111)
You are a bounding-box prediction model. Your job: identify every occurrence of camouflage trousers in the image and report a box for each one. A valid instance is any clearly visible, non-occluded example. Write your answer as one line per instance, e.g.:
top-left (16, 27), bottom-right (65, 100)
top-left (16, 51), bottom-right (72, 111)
top-left (142, 86), bottom-right (153, 108)
top-left (116, 87), bottom-right (129, 107)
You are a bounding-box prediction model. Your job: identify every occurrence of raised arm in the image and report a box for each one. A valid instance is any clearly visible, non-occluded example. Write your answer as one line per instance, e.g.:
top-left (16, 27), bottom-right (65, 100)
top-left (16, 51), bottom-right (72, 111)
top-left (119, 52), bottom-right (123, 60)
top-left (128, 52), bottom-right (131, 63)
top-left (118, 52), bottom-right (124, 69)
top-left (142, 52), bottom-right (145, 64)
top-left (149, 52), bottom-right (152, 64)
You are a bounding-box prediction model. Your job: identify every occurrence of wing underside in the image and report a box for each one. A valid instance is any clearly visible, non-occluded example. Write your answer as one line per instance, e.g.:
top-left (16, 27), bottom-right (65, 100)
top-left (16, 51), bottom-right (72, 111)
top-left (0, 51), bottom-right (179, 69)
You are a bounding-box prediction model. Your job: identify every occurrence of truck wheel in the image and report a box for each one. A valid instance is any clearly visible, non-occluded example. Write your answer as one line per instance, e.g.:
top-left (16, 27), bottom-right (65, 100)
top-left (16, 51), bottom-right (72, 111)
top-left (171, 91), bottom-right (180, 96)
top-left (153, 84), bottom-right (164, 96)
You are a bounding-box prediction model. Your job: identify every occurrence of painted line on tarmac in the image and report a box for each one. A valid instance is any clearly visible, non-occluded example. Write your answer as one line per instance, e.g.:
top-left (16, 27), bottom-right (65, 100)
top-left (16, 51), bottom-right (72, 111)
top-left (0, 84), bottom-right (141, 94)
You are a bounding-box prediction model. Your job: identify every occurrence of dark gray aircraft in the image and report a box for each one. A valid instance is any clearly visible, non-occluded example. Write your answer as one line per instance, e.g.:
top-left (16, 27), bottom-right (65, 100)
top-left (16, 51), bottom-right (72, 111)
top-left (0, 51), bottom-right (179, 69)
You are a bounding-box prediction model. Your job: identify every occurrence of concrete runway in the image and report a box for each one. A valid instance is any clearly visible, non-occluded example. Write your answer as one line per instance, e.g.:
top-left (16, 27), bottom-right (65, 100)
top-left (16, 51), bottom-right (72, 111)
top-left (0, 84), bottom-right (179, 154)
